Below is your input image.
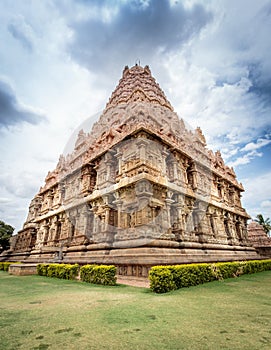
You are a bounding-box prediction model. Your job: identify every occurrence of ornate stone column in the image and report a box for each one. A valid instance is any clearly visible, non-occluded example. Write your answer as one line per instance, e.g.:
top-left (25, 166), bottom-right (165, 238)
top-left (47, 190), bottom-right (54, 209)
top-left (161, 191), bottom-right (175, 239)
top-left (42, 222), bottom-right (50, 246)
top-left (115, 149), bottom-right (123, 177)
top-left (136, 137), bottom-right (148, 162)
top-left (161, 147), bottom-right (169, 176)
top-left (48, 217), bottom-right (57, 245)
top-left (105, 150), bottom-right (115, 184)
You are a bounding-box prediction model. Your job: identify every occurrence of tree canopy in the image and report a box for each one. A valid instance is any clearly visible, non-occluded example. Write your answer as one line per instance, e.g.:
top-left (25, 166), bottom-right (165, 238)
top-left (0, 220), bottom-right (14, 252)
top-left (255, 214), bottom-right (271, 237)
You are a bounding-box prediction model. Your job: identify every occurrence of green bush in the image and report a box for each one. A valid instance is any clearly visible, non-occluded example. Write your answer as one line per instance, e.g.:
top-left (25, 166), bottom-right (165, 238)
top-left (47, 264), bottom-right (57, 278)
top-left (37, 263), bottom-right (79, 280)
top-left (242, 260), bottom-right (271, 274)
top-left (149, 259), bottom-right (271, 293)
top-left (0, 262), bottom-right (20, 271)
top-left (37, 263), bottom-right (116, 285)
top-left (0, 262), bottom-right (11, 271)
top-left (37, 264), bottom-right (50, 276)
top-left (149, 266), bottom-right (176, 293)
top-left (80, 265), bottom-right (117, 286)
top-left (215, 262), bottom-right (242, 279)
top-left (80, 264), bottom-right (95, 283)
top-left (169, 263), bottom-right (216, 289)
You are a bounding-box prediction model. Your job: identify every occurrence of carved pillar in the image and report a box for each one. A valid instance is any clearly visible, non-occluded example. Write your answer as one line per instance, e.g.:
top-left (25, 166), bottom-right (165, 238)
top-left (218, 180), bottom-right (225, 199)
top-left (80, 205), bottom-right (89, 237)
top-left (115, 201), bottom-right (123, 229)
top-left (116, 149), bottom-right (123, 176)
top-left (137, 137), bottom-right (148, 162)
top-left (47, 190), bottom-right (54, 209)
top-left (172, 194), bottom-right (185, 235)
top-left (180, 158), bottom-right (188, 185)
top-left (234, 216), bottom-right (242, 242)
top-left (53, 218), bottom-right (62, 244)
top-left (84, 207), bottom-right (94, 243)
top-left (229, 186), bottom-right (235, 205)
top-left (53, 187), bottom-right (61, 209)
top-left (178, 158), bottom-right (187, 186)
top-left (187, 162), bottom-right (197, 190)
top-left (230, 214), bottom-right (239, 243)
top-left (210, 212), bottom-right (218, 237)
top-left (42, 223), bottom-right (49, 246)
top-left (206, 212), bottom-right (214, 236)
top-left (81, 167), bottom-right (92, 196)
top-left (173, 161), bottom-right (180, 183)
top-left (48, 217), bottom-right (57, 244)
top-left (161, 191), bottom-right (175, 239)
top-left (93, 211), bottom-right (100, 234)
top-left (223, 212), bottom-right (236, 244)
top-left (197, 210), bottom-right (207, 235)
top-left (68, 214), bottom-right (76, 242)
top-left (161, 148), bottom-right (169, 176)
top-left (105, 151), bottom-right (115, 184)
top-left (215, 209), bottom-right (226, 239)
top-left (184, 197), bottom-right (194, 233)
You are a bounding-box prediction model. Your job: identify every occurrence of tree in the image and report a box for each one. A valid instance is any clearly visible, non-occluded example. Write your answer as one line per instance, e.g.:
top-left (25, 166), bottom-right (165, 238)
top-left (255, 214), bottom-right (271, 237)
top-left (0, 220), bottom-right (14, 252)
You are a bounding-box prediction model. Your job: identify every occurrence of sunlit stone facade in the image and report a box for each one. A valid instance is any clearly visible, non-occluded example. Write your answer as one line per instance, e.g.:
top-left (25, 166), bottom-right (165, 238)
top-left (6, 65), bottom-right (259, 275)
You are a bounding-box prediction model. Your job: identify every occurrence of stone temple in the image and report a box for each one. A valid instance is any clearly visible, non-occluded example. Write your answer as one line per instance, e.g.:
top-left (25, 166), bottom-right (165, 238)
top-left (4, 64), bottom-right (259, 277)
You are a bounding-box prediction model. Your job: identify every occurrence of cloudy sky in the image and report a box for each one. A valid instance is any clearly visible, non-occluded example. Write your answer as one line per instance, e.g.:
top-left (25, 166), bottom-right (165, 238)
top-left (0, 0), bottom-right (270, 232)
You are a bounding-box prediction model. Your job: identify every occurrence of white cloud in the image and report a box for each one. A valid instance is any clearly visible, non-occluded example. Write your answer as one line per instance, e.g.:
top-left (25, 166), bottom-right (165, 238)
top-left (241, 171), bottom-right (271, 218)
top-left (0, 197), bottom-right (12, 204)
top-left (261, 200), bottom-right (271, 209)
top-left (66, 0), bottom-right (213, 80)
top-left (7, 14), bottom-right (35, 52)
top-left (241, 138), bottom-right (271, 152)
top-left (228, 150), bottom-right (263, 168)
top-left (0, 78), bottom-right (46, 128)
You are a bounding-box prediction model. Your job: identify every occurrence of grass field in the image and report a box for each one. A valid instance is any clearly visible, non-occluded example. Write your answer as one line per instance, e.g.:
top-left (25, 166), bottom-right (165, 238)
top-left (0, 271), bottom-right (270, 350)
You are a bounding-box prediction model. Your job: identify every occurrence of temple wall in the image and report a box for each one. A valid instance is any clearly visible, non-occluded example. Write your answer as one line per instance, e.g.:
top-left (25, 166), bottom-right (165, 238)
top-left (11, 132), bottom-right (252, 260)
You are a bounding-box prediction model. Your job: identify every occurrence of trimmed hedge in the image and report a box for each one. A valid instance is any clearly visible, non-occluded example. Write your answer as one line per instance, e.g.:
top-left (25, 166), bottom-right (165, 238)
top-left (0, 262), bottom-right (20, 271)
top-left (36, 263), bottom-right (117, 286)
top-left (169, 263), bottom-right (216, 289)
top-left (36, 263), bottom-right (50, 277)
top-left (37, 263), bottom-right (79, 280)
top-left (148, 267), bottom-right (176, 293)
top-left (80, 265), bottom-right (117, 286)
top-left (149, 259), bottom-right (271, 293)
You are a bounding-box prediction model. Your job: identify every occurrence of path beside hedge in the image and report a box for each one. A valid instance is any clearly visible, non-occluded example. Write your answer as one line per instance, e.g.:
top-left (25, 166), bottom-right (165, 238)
top-left (117, 276), bottom-right (150, 288)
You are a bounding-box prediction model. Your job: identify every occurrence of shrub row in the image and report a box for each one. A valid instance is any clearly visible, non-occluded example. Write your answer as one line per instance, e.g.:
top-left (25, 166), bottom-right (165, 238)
top-left (149, 259), bottom-right (271, 293)
top-left (80, 265), bottom-right (117, 286)
top-left (37, 263), bottom-right (117, 286)
top-left (0, 262), bottom-right (20, 271)
top-left (37, 263), bottom-right (79, 280)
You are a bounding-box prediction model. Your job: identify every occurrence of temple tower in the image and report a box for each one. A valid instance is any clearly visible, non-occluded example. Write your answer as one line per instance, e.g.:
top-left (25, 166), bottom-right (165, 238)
top-left (4, 64), bottom-right (259, 275)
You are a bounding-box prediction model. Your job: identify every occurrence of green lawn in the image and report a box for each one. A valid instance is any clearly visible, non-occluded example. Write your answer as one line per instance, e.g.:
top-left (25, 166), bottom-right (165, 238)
top-left (0, 271), bottom-right (270, 350)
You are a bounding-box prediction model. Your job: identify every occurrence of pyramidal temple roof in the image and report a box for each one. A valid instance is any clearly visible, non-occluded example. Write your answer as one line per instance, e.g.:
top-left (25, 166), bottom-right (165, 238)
top-left (105, 64), bottom-right (173, 112)
top-left (39, 64), bottom-right (244, 193)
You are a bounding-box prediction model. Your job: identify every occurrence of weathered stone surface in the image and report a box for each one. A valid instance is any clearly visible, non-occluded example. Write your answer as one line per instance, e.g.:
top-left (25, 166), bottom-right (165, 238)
top-left (247, 221), bottom-right (271, 257)
top-left (2, 64), bottom-right (261, 274)
top-left (9, 264), bottom-right (37, 276)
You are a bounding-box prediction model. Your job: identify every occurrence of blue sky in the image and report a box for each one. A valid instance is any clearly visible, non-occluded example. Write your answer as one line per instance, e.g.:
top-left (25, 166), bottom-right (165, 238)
top-left (0, 0), bottom-right (270, 232)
